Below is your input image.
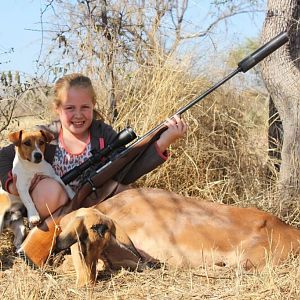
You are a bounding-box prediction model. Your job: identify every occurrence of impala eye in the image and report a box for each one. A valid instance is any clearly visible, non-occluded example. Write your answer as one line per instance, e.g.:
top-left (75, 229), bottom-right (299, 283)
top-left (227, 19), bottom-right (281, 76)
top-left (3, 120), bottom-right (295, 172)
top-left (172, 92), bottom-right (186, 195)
top-left (23, 140), bottom-right (31, 147)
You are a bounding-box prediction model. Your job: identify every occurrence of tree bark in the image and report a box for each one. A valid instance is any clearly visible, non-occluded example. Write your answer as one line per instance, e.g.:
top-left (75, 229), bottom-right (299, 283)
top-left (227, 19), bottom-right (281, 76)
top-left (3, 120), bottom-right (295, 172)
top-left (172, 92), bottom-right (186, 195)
top-left (261, 0), bottom-right (300, 198)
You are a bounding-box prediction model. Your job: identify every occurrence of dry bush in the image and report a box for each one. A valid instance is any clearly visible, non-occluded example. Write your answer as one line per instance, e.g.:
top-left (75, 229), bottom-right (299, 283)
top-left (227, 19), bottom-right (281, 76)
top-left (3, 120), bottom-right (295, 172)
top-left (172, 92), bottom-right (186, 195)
top-left (0, 73), bottom-right (51, 145)
top-left (99, 60), bottom-right (273, 207)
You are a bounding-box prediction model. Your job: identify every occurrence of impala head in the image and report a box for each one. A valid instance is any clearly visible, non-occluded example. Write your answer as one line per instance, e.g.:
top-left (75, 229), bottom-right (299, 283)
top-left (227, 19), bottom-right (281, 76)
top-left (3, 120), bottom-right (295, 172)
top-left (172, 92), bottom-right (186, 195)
top-left (8, 130), bottom-right (54, 163)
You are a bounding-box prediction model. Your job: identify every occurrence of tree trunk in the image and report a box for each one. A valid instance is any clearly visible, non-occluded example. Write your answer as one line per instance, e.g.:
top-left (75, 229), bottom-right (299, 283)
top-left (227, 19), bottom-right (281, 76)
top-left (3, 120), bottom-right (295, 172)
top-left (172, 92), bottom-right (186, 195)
top-left (261, 0), bottom-right (300, 199)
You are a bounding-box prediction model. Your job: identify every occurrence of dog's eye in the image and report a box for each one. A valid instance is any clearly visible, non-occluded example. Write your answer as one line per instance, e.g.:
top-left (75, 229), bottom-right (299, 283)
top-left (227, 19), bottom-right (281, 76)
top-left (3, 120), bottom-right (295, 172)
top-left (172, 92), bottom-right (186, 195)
top-left (91, 224), bottom-right (109, 237)
top-left (39, 140), bottom-right (45, 146)
top-left (23, 140), bottom-right (31, 146)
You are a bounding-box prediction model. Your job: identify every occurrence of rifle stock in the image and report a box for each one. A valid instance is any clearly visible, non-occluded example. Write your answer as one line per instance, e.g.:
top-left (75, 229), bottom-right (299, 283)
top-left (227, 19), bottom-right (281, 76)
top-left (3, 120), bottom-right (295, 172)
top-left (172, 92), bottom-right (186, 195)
top-left (18, 32), bottom-right (289, 267)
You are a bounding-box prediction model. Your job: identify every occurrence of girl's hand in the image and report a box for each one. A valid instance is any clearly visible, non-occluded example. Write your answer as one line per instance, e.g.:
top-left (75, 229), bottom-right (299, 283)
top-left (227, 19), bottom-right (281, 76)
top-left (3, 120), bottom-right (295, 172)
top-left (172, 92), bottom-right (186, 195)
top-left (8, 174), bottom-right (19, 196)
top-left (156, 115), bottom-right (187, 152)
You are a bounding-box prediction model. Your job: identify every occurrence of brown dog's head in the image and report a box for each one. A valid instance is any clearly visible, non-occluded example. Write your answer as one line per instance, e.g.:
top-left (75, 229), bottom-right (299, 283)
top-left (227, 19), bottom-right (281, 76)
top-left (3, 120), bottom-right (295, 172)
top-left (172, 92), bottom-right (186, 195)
top-left (56, 207), bottom-right (143, 270)
top-left (8, 130), bottom-right (54, 163)
top-left (56, 208), bottom-right (112, 252)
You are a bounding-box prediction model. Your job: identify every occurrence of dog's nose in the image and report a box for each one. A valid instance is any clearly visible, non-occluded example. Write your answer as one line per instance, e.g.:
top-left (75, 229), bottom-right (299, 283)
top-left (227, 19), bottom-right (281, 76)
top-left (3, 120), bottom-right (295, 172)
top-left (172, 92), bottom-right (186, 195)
top-left (33, 152), bottom-right (42, 163)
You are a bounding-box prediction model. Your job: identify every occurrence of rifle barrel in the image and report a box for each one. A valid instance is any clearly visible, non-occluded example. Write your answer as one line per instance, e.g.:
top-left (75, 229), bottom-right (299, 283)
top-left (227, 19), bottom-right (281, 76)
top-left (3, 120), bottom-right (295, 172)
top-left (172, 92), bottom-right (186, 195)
top-left (94, 32), bottom-right (289, 176)
top-left (176, 69), bottom-right (240, 116)
top-left (124, 32), bottom-right (289, 149)
top-left (238, 32), bottom-right (288, 73)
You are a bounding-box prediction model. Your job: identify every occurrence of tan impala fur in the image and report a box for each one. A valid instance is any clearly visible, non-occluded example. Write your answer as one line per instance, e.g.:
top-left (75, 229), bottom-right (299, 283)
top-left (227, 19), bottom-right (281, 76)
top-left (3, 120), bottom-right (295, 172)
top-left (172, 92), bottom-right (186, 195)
top-left (95, 188), bottom-right (300, 270)
top-left (56, 188), bottom-right (300, 285)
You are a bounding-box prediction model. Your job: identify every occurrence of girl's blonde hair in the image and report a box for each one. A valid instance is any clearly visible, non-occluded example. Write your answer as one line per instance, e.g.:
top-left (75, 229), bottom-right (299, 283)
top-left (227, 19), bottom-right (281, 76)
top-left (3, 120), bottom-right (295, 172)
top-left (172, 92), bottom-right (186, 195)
top-left (53, 73), bottom-right (103, 119)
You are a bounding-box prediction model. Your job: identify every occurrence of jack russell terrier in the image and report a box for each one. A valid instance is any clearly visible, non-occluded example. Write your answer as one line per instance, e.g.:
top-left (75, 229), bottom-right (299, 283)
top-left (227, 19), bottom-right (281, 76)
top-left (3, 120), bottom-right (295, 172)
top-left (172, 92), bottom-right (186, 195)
top-left (0, 130), bottom-right (75, 246)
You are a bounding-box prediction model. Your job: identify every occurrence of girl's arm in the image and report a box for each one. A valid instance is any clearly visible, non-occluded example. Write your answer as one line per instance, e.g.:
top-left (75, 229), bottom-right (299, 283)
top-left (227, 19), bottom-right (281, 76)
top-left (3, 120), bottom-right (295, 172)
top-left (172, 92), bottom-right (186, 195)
top-left (115, 115), bottom-right (187, 184)
top-left (0, 144), bottom-right (17, 193)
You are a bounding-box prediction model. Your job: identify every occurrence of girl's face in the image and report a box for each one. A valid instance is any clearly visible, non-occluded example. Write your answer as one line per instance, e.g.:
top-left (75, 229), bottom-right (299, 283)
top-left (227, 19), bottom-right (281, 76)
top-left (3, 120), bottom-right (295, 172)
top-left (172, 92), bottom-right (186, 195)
top-left (57, 86), bottom-right (94, 138)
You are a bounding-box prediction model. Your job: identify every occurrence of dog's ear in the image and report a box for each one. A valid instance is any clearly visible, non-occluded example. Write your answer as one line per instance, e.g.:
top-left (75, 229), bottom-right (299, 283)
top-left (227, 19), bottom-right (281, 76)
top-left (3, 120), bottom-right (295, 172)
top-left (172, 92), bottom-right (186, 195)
top-left (56, 216), bottom-right (84, 250)
top-left (113, 221), bottom-right (142, 259)
top-left (40, 130), bottom-right (55, 143)
top-left (8, 130), bottom-right (23, 146)
top-left (102, 220), bottom-right (143, 270)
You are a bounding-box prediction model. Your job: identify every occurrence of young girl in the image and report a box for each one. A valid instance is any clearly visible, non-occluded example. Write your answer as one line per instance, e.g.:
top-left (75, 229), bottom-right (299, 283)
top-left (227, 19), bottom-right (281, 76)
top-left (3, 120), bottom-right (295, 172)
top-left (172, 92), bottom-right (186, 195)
top-left (0, 73), bottom-right (187, 224)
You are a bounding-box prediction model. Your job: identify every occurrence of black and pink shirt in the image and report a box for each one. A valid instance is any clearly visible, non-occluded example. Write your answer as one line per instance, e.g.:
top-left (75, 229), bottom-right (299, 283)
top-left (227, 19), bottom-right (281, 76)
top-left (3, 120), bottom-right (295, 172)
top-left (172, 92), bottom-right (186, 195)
top-left (52, 131), bottom-right (92, 192)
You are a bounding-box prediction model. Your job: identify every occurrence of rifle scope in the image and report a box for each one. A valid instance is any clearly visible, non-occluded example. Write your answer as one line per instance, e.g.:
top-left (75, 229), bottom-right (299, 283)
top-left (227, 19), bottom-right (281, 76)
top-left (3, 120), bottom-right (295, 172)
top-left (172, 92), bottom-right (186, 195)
top-left (61, 127), bottom-right (137, 185)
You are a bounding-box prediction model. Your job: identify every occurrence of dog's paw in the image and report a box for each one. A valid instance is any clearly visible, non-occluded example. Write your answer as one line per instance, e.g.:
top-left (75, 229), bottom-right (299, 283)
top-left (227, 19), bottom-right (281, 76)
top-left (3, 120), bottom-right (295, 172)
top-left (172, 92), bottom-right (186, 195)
top-left (28, 215), bottom-right (41, 226)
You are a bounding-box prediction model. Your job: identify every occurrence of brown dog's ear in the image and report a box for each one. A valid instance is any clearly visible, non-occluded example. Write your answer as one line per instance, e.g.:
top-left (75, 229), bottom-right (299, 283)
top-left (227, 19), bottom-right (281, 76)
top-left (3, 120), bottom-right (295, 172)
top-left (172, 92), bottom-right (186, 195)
top-left (40, 130), bottom-right (55, 143)
top-left (113, 221), bottom-right (142, 260)
top-left (8, 130), bottom-right (23, 146)
top-left (56, 217), bottom-right (84, 251)
top-left (102, 220), bottom-right (144, 270)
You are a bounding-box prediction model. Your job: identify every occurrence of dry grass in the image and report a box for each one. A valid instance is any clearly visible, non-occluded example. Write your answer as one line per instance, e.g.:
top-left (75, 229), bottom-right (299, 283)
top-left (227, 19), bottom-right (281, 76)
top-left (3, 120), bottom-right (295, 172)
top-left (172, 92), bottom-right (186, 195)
top-left (109, 62), bottom-right (273, 204)
top-left (0, 249), bottom-right (299, 299)
top-left (0, 60), bottom-right (299, 299)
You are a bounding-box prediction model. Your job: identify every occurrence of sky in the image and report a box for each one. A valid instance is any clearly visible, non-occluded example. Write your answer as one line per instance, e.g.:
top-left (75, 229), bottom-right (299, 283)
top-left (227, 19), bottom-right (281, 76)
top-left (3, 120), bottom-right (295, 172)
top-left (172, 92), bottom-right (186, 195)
top-left (0, 0), bottom-right (266, 78)
top-left (0, 1), bottom-right (43, 76)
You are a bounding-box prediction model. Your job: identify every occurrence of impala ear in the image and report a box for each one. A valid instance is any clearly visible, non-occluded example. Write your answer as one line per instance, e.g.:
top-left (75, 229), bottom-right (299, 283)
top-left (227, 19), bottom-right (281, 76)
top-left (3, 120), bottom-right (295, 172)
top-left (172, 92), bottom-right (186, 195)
top-left (8, 130), bottom-right (23, 146)
top-left (56, 216), bottom-right (84, 250)
top-left (102, 220), bottom-right (144, 270)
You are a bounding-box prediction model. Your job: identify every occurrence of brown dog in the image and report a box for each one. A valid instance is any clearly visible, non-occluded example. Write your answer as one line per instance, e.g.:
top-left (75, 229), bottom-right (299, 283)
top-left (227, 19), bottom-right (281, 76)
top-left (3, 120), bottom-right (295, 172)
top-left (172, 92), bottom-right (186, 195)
top-left (56, 207), bottom-right (156, 286)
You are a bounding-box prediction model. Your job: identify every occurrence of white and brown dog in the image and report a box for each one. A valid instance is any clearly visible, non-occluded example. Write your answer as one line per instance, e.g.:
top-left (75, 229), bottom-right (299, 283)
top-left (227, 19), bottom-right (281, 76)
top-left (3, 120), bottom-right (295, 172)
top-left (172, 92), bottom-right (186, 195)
top-left (0, 130), bottom-right (75, 246)
top-left (0, 189), bottom-right (26, 249)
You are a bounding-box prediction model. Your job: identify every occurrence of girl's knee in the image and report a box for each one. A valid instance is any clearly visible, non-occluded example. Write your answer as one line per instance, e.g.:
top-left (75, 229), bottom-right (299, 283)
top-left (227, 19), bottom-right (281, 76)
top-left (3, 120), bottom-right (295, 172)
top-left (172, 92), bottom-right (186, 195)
top-left (31, 178), bottom-right (69, 218)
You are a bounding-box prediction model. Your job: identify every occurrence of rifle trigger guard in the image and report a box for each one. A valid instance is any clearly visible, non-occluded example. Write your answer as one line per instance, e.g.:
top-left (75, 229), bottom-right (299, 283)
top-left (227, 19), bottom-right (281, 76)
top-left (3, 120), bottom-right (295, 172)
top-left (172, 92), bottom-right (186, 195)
top-left (87, 178), bottom-right (98, 198)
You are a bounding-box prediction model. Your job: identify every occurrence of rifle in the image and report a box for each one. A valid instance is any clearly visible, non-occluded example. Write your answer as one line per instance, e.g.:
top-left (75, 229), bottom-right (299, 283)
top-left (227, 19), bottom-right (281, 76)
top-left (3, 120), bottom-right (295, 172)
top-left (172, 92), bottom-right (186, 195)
top-left (18, 32), bottom-right (289, 267)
